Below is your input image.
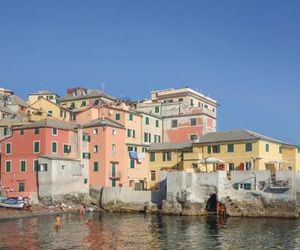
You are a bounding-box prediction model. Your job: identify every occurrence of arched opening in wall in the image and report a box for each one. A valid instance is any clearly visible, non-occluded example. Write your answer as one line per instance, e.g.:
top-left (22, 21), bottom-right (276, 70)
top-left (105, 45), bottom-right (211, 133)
top-left (206, 193), bottom-right (217, 214)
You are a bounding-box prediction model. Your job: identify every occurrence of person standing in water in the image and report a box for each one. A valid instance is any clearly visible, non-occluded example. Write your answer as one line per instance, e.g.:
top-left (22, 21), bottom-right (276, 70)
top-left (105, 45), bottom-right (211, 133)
top-left (55, 215), bottom-right (62, 230)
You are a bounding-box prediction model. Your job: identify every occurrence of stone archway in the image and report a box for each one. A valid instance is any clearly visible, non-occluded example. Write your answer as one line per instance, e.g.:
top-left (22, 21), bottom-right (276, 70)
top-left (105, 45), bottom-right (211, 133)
top-left (206, 193), bottom-right (217, 214)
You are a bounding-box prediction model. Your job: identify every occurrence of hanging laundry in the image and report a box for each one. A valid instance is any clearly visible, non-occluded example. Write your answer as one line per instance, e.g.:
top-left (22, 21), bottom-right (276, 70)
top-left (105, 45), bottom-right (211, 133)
top-left (137, 152), bottom-right (145, 163)
top-left (129, 151), bottom-right (138, 160)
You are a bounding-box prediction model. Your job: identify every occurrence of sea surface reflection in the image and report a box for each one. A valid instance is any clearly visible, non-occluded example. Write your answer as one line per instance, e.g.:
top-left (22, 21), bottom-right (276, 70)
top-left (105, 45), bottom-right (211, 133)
top-left (0, 213), bottom-right (299, 249)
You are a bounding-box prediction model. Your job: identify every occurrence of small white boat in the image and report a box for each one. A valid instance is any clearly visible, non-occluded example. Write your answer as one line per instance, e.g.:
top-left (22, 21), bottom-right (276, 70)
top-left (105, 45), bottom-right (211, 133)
top-left (0, 197), bottom-right (24, 209)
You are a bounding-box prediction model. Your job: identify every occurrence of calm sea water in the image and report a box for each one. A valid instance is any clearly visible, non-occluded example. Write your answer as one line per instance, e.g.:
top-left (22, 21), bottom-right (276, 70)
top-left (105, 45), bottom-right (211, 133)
top-left (0, 212), bottom-right (299, 249)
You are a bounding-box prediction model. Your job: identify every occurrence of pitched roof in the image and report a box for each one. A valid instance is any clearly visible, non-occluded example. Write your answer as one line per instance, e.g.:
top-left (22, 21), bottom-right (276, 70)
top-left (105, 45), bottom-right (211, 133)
top-left (148, 142), bottom-right (192, 151)
top-left (9, 95), bottom-right (28, 107)
top-left (80, 118), bottom-right (125, 129)
top-left (0, 113), bottom-right (28, 127)
top-left (16, 118), bottom-right (77, 131)
top-left (59, 89), bottom-right (116, 102)
top-left (0, 105), bottom-right (14, 114)
top-left (29, 90), bottom-right (59, 96)
top-left (194, 129), bottom-right (289, 145)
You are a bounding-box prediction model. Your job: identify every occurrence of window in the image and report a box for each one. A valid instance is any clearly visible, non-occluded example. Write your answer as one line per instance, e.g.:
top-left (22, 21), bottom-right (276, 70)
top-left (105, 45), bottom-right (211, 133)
top-left (3, 127), bottom-right (8, 136)
top-left (229, 163), bottom-right (235, 171)
top-left (5, 161), bottom-right (11, 172)
top-left (112, 144), bottom-right (116, 154)
top-left (212, 145), bottom-right (220, 153)
top-left (6, 143), bottom-right (11, 154)
top-left (130, 159), bottom-right (135, 169)
top-left (39, 163), bottom-right (48, 171)
top-left (84, 178), bottom-right (88, 184)
top-left (33, 160), bottom-right (39, 172)
top-left (144, 132), bottom-right (149, 143)
top-left (112, 129), bottom-right (117, 135)
top-left (93, 162), bottom-right (99, 172)
top-left (208, 146), bottom-right (211, 154)
top-left (245, 161), bottom-right (252, 170)
top-left (178, 98), bottom-right (183, 102)
top-left (245, 143), bottom-right (252, 152)
top-left (132, 130), bottom-right (135, 138)
top-left (127, 129), bottom-right (135, 138)
top-left (266, 144), bottom-right (269, 152)
top-left (191, 118), bottom-right (197, 126)
top-left (82, 134), bottom-right (90, 142)
top-left (128, 113), bottom-right (133, 121)
top-left (47, 110), bottom-right (53, 117)
top-left (190, 98), bottom-right (194, 107)
top-left (34, 141), bottom-right (40, 153)
top-left (227, 144), bottom-right (234, 153)
top-left (18, 183), bottom-right (25, 192)
top-left (279, 146), bottom-right (283, 154)
top-left (64, 144), bottom-right (71, 153)
top-left (52, 142), bottom-right (58, 153)
top-left (158, 136), bottom-right (161, 143)
top-left (115, 113), bottom-right (120, 120)
top-left (93, 128), bottom-right (98, 135)
top-left (145, 117), bottom-right (149, 125)
top-left (155, 106), bottom-right (159, 113)
top-left (156, 120), bottom-right (159, 128)
top-left (34, 128), bottom-right (39, 135)
top-left (171, 120), bottom-right (178, 128)
top-left (163, 152), bottom-right (172, 161)
top-left (82, 153), bottom-right (91, 159)
top-left (52, 128), bottom-right (58, 135)
top-left (20, 129), bottom-right (24, 135)
top-left (190, 134), bottom-right (197, 141)
top-left (81, 101), bottom-right (87, 107)
top-left (20, 160), bottom-right (26, 172)
top-left (150, 152), bottom-right (155, 162)
top-left (151, 171), bottom-right (156, 181)
top-left (93, 145), bottom-right (98, 153)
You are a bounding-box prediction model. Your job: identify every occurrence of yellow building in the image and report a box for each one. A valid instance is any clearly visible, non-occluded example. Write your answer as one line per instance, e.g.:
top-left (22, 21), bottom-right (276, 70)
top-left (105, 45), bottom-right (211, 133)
top-left (28, 90), bottom-right (60, 105)
top-left (148, 130), bottom-right (300, 188)
top-left (147, 142), bottom-right (192, 189)
top-left (26, 97), bottom-right (71, 122)
top-left (185, 130), bottom-right (300, 172)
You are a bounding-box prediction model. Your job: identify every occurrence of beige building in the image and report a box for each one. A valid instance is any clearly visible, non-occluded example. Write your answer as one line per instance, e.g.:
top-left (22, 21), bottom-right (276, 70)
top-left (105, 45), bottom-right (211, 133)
top-left (28, 90), bottom-right (60, 105)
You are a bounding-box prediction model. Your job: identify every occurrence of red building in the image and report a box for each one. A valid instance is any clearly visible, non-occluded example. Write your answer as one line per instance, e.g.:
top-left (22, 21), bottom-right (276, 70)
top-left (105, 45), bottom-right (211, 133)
top-left (0, 119), bottom-right (78, 201)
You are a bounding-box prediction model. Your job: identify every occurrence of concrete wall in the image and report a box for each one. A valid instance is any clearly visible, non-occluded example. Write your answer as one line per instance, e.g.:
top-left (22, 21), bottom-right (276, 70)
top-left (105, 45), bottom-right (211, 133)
top-left (38, 157), bottom-right (88, 199)
top-left (90, 185), bottom-right (165, 207)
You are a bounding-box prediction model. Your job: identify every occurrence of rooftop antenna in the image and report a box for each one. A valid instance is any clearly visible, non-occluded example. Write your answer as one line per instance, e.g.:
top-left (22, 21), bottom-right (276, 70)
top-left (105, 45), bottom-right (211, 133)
top-left (101, 82), bottom-right (106, 92)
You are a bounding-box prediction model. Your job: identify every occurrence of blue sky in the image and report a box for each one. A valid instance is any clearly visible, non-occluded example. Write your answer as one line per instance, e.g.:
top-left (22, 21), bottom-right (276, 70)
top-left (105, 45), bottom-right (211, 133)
top-left (0, 1), bottom-right (299, 144)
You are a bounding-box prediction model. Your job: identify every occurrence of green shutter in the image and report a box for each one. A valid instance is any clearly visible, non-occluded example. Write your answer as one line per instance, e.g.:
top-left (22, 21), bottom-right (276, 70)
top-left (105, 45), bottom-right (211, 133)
top-left (18, 183), bottom-right (25, 192)
top-left (156, 120), bottom-right (159, 127)
top-left (93, 162), bottom-right (99, 172)
top-left (129, 114), bottom-right (133, 121)
top-left (130, 159), bottom-right (135, 169)
top-left (6, 143), bottom-right (11, 154)
top-left (34, 141), bottom-right (40, 153)
top-left (20, 161), bottom-right (26, 172)
top-left (155, 106), bottom-right (159, 113)
top-left (115, 113), bottom-right (120, 120)
top-left (52, 142), bottom-right (57, 153)
top-left (244, 183), bottom-right (251, 190)
top-left (34, 160), bottom-right (39, 171)
top-left (233, 183), bottom-right (239, 190)
top-left (34, 128), bottom-right (39, 135)
top-left (6, 161), bottom-right (11, 172)
top-left (145, 117), bottom-right (149, 125)
top-left (150, 152), bottom-right (155, 162)
top-left (245, 143), bottom-right (252, 152)
top-left (208, 146), bottom-right (211, 154)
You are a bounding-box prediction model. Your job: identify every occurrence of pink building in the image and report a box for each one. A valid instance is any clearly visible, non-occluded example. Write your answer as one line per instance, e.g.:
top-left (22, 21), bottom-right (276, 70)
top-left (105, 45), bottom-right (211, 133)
top-left (81, 118), bottom-right (126, 187)
top-left (0, 119), bottom-right (78, 201)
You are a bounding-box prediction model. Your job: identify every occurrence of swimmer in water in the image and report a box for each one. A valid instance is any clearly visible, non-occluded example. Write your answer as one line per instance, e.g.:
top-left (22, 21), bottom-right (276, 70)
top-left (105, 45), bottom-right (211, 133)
top-left (55, 215), bottom-right (62, 229)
